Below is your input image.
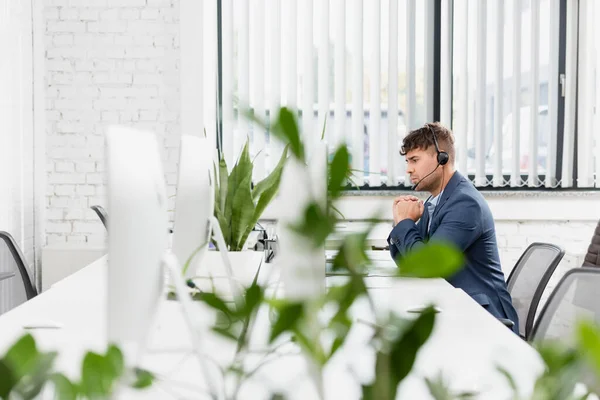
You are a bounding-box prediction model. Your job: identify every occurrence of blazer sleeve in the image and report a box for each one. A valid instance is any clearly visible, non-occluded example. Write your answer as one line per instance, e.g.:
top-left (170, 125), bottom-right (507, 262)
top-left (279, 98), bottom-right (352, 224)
top-left (388, 195), bottom-right (482, 260)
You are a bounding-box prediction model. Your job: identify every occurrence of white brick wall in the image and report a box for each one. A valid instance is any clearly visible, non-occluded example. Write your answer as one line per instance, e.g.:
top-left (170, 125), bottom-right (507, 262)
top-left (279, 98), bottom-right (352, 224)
top-left (44, 0), bottom-right (180, 245)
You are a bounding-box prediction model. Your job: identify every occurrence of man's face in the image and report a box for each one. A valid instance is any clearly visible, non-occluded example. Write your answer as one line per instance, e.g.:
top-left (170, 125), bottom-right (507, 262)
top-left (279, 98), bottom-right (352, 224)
top-left (405, 146), bottom-right (441, 191)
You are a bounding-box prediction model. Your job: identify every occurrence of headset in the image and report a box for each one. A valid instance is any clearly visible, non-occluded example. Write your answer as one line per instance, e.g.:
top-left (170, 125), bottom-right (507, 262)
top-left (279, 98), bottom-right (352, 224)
top-left (411, 124), bottom-right (449, 190)
top-left (429, 124), bottom-right (449, 166)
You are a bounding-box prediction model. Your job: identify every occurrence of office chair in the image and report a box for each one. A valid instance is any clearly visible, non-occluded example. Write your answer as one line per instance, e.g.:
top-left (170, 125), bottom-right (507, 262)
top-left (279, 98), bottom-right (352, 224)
top-left (0, 231), bottom-right (38, 314)
top-left (530, 267), bottom-right (600, 342)
top-left (92, 204), bottom-right (174, 235)
top-left (582, 219), bottom-right (600, 268)
top-left (90, 205), bottom-right (108, 230)
top-left (506, 242), bottom-right (565, 340)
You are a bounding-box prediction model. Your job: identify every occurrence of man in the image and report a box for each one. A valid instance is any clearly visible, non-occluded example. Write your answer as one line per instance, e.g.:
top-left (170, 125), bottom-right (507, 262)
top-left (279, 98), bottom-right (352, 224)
top-left (388, 122), bottom-right (519, 334)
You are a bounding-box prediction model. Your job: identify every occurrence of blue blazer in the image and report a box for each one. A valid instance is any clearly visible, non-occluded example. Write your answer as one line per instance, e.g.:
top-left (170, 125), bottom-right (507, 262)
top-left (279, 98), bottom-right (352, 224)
top-left (388, 171), bottom-right (519, 334)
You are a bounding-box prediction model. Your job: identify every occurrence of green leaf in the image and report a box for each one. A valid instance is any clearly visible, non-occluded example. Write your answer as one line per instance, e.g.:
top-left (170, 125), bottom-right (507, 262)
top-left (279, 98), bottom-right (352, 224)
top-left (196, 292), bottom-right (235, 318)
top-left (243, 282), bottom-right (263, 317)
top-left (577, 320), bottom-right (600, 377)
top-left (105, 345), bottom-right (124, 381)
top-left (330, 204), bottom-right (345, 220)
top-left (379, 308), bottom-right (435, 398)
top-left (214, 205), bottom-right (229, 251)
top-left (290, 203), bottom-right (336, 248)
top-left (270, 303), bottom-right (304, 343)
top-left (328, 145), bottom-right (350, 199)
top-left (80, 352), bottom-right (115, 397)
top-left (212, 326), bottom-right (239, 341)
top-left (320, 115), bottom-right (327, 141)
top-left (225, 139), bottom-right (253, 245)
top-left (329, 336), bottom-right (345, 359)
top-left (252, 145), bottom-right (289, 201)
top-left (238, 147), bottom-right (289, 249)
top-left (0, 359), bottom-right (15, 399)
top-left (331, 231), bottom-right (372, 273)
top-left (497, 366), bottom-right (519, 396)
top-left (19, 351), bottom-right (58, 399)
top-left (424, 373), bottom-right (477, 400)
top-left (396, 242), bottom-right (464, 279)
top-left (213, 162), bottom-right (221, 221)
top-left (132, 368), bottom-right (154, 390)
top-left (3, 333), bottom-right (39, 382)
top-left (362, 384), bottom-right (375, 400)
top-left (273, 108), bottom-right (304, 161)
top-left (51, 373), bottom-right (77, 400)
top-left (218, 155), bottom-right (228, 213)
top-left (230, 172), bottom-right (255, 251)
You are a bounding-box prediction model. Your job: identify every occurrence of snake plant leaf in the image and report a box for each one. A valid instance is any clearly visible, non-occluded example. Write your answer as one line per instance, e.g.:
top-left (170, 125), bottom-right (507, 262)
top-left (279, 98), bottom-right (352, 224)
top-left (218, 155), bottom-right (228, 213)
top-left (236, 146), bottom-right (289, 249)
top-left (225, 139), bottom-right (253, 223)
top-left (230, 172), bottom-right (255, 251)
top-left (225, 140), bottom-right (253, 246)
top-left (252, 145), bottom-right (289, 201)
top-left (213, 162), bottom-right (220, 215)
top-left (213, 159), bottom-right (231, 248)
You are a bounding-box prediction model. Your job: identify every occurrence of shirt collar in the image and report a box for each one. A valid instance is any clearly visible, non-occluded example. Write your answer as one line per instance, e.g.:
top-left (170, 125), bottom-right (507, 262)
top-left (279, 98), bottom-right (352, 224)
top-left (428, 190), bottom-right (444, 208)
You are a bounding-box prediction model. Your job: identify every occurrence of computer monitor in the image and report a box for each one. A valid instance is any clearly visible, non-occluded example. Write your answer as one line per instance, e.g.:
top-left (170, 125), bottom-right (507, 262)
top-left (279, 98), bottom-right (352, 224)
top-left (105, 125), bottom-right (168, 356)
top-left (277, 142), bottom-right (328, 300)
top-left (171, 135), bottom-right (214, 279)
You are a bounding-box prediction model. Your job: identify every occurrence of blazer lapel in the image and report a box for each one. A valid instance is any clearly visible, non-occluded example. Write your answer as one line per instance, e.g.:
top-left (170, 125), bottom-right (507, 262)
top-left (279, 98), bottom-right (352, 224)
top-left (430, 171), bottom-right (465, 225)
top-left (419, 203), bottom-right (430, 238)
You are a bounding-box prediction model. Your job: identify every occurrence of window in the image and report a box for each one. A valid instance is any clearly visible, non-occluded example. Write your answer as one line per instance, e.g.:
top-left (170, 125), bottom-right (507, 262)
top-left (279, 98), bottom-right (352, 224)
top-left (179, 0), bottom-right (599, 189)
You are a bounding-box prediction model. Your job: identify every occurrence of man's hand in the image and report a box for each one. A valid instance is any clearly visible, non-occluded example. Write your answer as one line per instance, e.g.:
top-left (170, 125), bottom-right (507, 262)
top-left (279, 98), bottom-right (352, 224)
top-left (393, 198), bottom-right (424, 224)
top-left (393, 195), bottom-right (420, 206)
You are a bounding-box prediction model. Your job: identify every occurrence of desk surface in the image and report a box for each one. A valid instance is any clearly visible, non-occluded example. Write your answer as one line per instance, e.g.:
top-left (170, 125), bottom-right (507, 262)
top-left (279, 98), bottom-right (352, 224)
top-left (0, 254), bottom-right (543, 399)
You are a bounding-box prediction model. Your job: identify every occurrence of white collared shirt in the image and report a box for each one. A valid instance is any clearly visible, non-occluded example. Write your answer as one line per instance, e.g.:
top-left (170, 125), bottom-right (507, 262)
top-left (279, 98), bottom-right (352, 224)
top-left (426, 190), bottom-right (443, 233)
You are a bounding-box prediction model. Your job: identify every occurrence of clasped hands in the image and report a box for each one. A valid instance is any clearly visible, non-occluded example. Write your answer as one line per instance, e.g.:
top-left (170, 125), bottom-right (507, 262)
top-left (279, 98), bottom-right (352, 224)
top-left (392, 195), bottom-right (424, 225)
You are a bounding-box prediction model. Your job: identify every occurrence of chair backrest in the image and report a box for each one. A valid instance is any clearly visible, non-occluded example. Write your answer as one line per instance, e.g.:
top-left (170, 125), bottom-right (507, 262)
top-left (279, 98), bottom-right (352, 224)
top-left (582, 220), bottom-right (600, 268)
top-left (91, 205), bottom-right (108, 230)
top-left (530, 267), bottom-right (600, 343)
top-left (0, 231), bottom-right (37, 314)
top-left (506, 242), bottom-right (565, 339)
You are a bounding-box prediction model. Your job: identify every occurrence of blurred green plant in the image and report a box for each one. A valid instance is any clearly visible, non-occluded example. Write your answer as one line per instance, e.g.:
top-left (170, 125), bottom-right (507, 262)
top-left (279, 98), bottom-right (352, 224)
top-left (190, 106), bottom-right (467, 400)
top-left (0, 334), bottom-right (153, 400)
top-left (498, 319), bottom-right (600, 400)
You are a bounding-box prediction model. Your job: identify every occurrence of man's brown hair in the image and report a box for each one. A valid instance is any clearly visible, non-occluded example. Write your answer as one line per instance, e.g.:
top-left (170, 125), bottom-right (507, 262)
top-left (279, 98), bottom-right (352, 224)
top-left (400, 122), bottom-right (455, 164)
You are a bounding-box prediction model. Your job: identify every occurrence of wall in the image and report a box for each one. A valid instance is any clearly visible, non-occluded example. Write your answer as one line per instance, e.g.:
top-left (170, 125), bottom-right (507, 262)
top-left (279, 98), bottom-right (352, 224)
top-left (0, 0), bottom-right (38, 281)
top-left (43, 0), bottom-right (181, 246)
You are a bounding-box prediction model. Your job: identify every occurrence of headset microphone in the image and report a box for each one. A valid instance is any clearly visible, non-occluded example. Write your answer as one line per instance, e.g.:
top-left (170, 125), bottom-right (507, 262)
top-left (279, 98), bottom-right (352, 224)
top-left (410, 124), bottom-right (449, 191)
top-left (411, 163), bottom-right (440, 190)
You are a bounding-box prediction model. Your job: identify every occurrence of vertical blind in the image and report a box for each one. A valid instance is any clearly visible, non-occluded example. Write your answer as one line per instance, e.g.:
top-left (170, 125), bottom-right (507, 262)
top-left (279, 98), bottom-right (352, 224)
top-left (179, 0), bottom-right (598, 188)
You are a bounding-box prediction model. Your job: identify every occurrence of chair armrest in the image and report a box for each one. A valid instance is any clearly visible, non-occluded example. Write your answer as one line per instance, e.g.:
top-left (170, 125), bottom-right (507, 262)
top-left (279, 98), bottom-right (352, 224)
top-left (0, 272), bottom-right (16, 282)
top-left (497, 317), bottom-right (515, 329)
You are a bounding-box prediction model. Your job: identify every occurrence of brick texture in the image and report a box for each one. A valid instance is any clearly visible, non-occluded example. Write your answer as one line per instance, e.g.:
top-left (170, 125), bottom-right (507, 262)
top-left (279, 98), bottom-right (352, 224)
top-left (44, 0), bottom-right (180, 245)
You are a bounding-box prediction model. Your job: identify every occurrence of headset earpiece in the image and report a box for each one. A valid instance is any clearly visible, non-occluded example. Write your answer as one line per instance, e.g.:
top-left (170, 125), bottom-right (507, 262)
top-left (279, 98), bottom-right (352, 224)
top-left (427, 124), bottom-right (449, 166)
top-left (437, 151), bottom-right (449, 165)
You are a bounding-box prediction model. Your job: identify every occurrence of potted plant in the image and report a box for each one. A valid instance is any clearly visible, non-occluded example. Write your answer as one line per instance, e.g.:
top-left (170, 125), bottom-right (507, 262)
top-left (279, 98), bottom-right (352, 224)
top-left (213, 139), bottom-right (288, 253)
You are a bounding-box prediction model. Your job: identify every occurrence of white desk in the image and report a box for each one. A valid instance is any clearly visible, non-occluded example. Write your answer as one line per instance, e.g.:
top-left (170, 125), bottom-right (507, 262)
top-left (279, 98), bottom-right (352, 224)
top-left (0, 255), bottom-right (544, 399)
